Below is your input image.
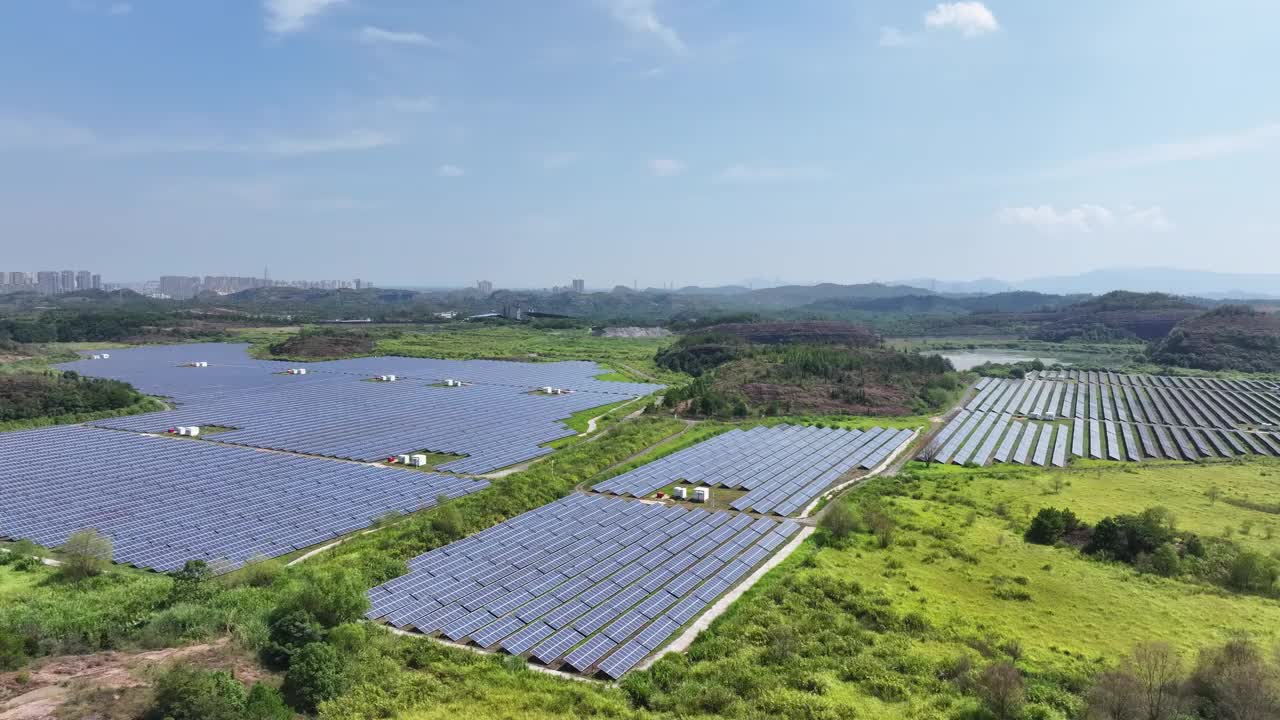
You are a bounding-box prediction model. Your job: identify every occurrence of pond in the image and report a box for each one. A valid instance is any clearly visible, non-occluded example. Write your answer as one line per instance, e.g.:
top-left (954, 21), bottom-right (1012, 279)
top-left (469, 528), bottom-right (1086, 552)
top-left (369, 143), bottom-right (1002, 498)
top-left (930, 350), bottom-right (1068, 371)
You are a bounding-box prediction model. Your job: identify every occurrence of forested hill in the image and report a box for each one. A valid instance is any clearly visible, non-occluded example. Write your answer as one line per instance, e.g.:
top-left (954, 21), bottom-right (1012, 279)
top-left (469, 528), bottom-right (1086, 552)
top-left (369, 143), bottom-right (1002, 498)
top-left (1148, 305), bottom-right (1280, 372)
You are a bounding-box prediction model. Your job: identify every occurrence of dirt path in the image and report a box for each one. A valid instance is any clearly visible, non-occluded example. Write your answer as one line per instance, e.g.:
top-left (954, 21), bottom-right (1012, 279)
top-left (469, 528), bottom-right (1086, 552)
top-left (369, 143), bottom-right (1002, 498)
top-left (574, 419), bottom-right (698, 493)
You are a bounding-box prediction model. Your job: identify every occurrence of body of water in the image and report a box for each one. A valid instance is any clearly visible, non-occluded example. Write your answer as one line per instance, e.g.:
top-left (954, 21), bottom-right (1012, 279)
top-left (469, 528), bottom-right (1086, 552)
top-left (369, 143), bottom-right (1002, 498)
top-left (933, 351), bottom-right (1068, 371)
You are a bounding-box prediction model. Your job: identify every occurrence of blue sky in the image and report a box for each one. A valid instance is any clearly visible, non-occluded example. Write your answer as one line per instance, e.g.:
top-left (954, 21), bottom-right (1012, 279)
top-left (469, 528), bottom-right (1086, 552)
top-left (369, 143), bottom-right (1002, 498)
top-left (2, 0), bottom-right (1279, 288)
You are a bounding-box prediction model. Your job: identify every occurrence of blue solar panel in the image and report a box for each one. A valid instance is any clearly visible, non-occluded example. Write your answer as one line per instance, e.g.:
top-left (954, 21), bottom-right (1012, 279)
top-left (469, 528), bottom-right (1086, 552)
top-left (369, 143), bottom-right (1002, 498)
top-left (0, 425), bottom-right (487, 572)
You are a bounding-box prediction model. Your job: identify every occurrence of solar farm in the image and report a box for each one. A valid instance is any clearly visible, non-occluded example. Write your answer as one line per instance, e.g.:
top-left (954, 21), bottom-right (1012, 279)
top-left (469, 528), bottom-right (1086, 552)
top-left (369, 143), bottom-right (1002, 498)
top-left (366, 493), bottom-right (803, 679)
top-left (57, 343), bottom-right (662, 473)
top-left (0, 425), bottom-right (488, 571)
top-left (924, 370), bottom-right (1280, 466)
top-left (593, 424), bottom-right (915, 516)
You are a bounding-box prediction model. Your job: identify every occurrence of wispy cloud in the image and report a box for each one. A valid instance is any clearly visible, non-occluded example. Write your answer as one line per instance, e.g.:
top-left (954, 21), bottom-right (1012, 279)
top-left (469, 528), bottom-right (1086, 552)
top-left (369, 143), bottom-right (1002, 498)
top-left (0, 113), bottom-right (396, 156)
top-left (1041, 122), bottom-right (1280, 179)
top-left (997, 204), bottom-right (1174, 233)
top-left (717, 164), bottom-right (828, 183)
top-left (70, 1), bottom-right (132, 16)
top-left (924, 2), bottom-right (999, 37)
top-left (107, 2), bottom-right (131, 15)
top-left (649, 157), bottom-right (685, 177)
top-left (265, 0), bottom-right (344, 35)
top-left (437, 164), bottom-right (465, 177)
top-left (605, 0), bottom-right (686, 54)
top-left (358, 26), bottom-right (438, 47)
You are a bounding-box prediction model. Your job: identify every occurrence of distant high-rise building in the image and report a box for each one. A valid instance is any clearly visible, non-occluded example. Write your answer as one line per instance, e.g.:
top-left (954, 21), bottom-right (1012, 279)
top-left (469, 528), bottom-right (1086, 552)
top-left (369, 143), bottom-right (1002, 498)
top-left (477, 280), bottom-right (494, 294)
top-left (60, 270), bottom-right (75, 293)
top-left (36, 271), bottom-right (59, 295)
top-left (571, 279), bottom-right (584, 293)
top-left (91, 274), bottom-right (102, 290)
top-left (75, 270), bottom-right (92, 291)
top-left (159, 275), bottom-right (200, 299)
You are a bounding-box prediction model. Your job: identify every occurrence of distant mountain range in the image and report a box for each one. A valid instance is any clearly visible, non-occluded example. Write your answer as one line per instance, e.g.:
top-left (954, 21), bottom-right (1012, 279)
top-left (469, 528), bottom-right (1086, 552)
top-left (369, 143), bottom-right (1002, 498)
top-left (899, 268), bottom-right (1280, 300)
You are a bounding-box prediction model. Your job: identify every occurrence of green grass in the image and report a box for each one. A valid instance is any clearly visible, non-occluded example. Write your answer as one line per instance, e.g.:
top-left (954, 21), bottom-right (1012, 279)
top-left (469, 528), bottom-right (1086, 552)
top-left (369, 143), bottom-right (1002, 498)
top-left (910, 457), bottom-right (1280, 556)
top-left (374, 326), bottom-right (680, 384)
top-left (0, 564), bottom-right (51, 600)
top-left (853, 467), bottom-right (1280, 663)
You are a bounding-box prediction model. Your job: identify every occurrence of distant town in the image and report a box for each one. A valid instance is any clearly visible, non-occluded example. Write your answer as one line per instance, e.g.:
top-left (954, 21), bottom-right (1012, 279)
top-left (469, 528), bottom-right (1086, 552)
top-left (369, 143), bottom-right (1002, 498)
top-left (0, 270), bottom-right (371, 299)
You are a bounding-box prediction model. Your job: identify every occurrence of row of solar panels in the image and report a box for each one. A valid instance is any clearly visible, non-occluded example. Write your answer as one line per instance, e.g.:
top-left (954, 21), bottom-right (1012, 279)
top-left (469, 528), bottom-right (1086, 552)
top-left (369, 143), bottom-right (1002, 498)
top-left (591, 424), bottom-right (914, 516)
top-left (923, 410), bottom-right (1280, 466)
top-left (970, 377), bottom-right (1280, 428)
top-left (367, 494), bottom-right (801, 679)
top-left (58, 342), bottom-right (661, 399)
top-left (1024, 370), bottom-right (1279, 393)
top-left (59, 343), bottom-right (662, 474)
top-left (0, 425), bottom-right (488, 571)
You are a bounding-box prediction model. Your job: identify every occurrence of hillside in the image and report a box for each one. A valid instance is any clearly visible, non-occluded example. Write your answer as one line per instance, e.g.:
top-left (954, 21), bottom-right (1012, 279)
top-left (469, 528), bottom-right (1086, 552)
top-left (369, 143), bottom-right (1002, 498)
top-left (1030, 291), bottom-right (1201, 342)
top-left (1149, 305), bottom-right (1280, 372)
top-left (657, 325), bottom-right (960, 417)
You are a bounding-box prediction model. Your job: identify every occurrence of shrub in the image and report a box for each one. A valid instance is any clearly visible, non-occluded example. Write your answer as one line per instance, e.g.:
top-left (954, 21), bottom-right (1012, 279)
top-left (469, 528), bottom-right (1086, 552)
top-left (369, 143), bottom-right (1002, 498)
top-left (976, 662), bottom-right (1025, 720)
top-left (284, 642), bottom-right (343, 712)
top-left (60, 529), bottom-right (112, 580)
top-left (275, 566), bottom-right (370, 629)
top-left (169, 559), bottom-right (212, 603)
top-left (0, 628), bottom-right (27, 671)
top-left (261, 609), bottom-right (323, 670)
top-left (1024, 508), bottom-right (1082, 545)
top-left (244, 683), bottom-right (292, 720)
top-left (820, 502), bottom-right (856, 543)
top-left (1149, 543), bottom-right (1181, 577)
top-left (1227, 551), bottom-right (1280, 594)
top-left (146, 665), bottom-right (247, 720)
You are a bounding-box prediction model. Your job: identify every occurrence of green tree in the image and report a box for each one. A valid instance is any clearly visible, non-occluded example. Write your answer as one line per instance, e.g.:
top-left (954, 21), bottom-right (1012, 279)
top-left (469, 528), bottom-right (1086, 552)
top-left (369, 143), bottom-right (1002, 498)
top-left (169, 559), bottom-right (212, 603)
top-left (261, 609), bottom-right (324, 670)
top-left (146, 665), bottom-right (246, 720)
top-left (284, 642), bottom-right (343, 713)
top-left (60, 528), bottom-right (112, 580)
top-left (1149, 544), bottom-right (1181, 578)
top-left (1025, 507), bottom-right (1082, 545)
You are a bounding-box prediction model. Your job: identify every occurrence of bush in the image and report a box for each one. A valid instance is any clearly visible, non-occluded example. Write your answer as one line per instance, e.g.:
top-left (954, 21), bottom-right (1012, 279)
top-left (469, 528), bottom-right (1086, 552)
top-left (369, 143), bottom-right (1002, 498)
top-left (0, 628), bottom-right (27, 671)
top-left (1227, 551), bottom-right (1280, 594)
top-left (244, 683), bottom-right (292, 720)
top-left (820, 502), bottom-right (856, 543)
top-left (284, 642), bottom-right (343, 712)
top-left (60, 529), bottom-right (112, 580)
top-left (1024, 508), bottom-right (1083, 545)
top-left (275, 566), bottom-right (370, 629)
top-left (146, 665), bottom-right (247, 720)
top-left (261, 609), bottom-right (324, 670)
top-left (1149, 543), bottom-right (1181, 577)
top-left (976, 662), bottom-right (1025, 720)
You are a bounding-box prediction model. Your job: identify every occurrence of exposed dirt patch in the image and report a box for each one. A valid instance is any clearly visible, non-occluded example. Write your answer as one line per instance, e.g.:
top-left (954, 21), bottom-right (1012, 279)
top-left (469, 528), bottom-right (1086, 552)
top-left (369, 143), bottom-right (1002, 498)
top-left (0, 639), bottom-right (268, 720)
top-left (268, 330), bottom-right (376, 359)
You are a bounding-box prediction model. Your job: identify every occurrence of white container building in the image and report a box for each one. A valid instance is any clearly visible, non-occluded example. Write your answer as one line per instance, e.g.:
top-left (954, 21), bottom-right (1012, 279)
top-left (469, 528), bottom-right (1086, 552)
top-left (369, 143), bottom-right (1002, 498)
top-left (672, 487), bottom-right (688, 500)
top-left (410, 454), bottom-right (428, 467)
top-left (692, 487), bottom-right (710, 503)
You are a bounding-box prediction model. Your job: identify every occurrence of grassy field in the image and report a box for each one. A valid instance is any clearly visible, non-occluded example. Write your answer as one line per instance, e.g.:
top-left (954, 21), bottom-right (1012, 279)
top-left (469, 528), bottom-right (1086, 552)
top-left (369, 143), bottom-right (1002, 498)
top-left (846, 465), bottom-right (1280, 663)
top-left (374, 326), bottom-right (680, 383)
top-left (910, 458), bottom-right (1280, 556)
top-left (0, 564), bottom-right (50, 600)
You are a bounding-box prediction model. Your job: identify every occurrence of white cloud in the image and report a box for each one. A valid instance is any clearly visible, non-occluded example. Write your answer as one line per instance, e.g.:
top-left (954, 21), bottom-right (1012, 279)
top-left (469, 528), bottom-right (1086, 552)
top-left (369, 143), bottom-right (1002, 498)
top-left (358, 26), bottom-right (438, 47)
top-left (108, 2), bottom-right (132, 15)
top-left (878, 26), bottom-right (915, 48)
top-left (437, 164), bottom-right (465, 177)
top-left (605, 0), bottom-right (686, 54)
top-left (265, 0), bottom-right (344, 35)
top-left (925, 2), bottom-right (999, 36)
top-left (717, 164), bottom-right (828, 183)
top-left (997, 204), bottom-right (1174, 233)
top-left (649, 157), bottom-right (685, 177)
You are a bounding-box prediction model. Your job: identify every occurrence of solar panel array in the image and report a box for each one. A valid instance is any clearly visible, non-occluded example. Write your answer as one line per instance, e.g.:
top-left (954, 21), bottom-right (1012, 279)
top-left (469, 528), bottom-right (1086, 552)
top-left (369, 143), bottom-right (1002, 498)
top-left (367, 493), bottom-right (800, 679)
top-left (0, 425), bottom-right (489, 571)
top-left (921, 374), bottom-right (1280, 466)
top-left (58, 343), bottom-right (663, 474)
top-left (591, 425), bottom-right (914, 516)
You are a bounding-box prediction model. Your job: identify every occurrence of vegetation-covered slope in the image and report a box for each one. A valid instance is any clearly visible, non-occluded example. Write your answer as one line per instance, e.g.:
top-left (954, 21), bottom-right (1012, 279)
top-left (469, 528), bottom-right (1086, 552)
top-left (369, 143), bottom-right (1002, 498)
top-left (1149, 305), bottom-right (1280, 372)
top-left (1030, 291), bottom-right (1202, 342)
